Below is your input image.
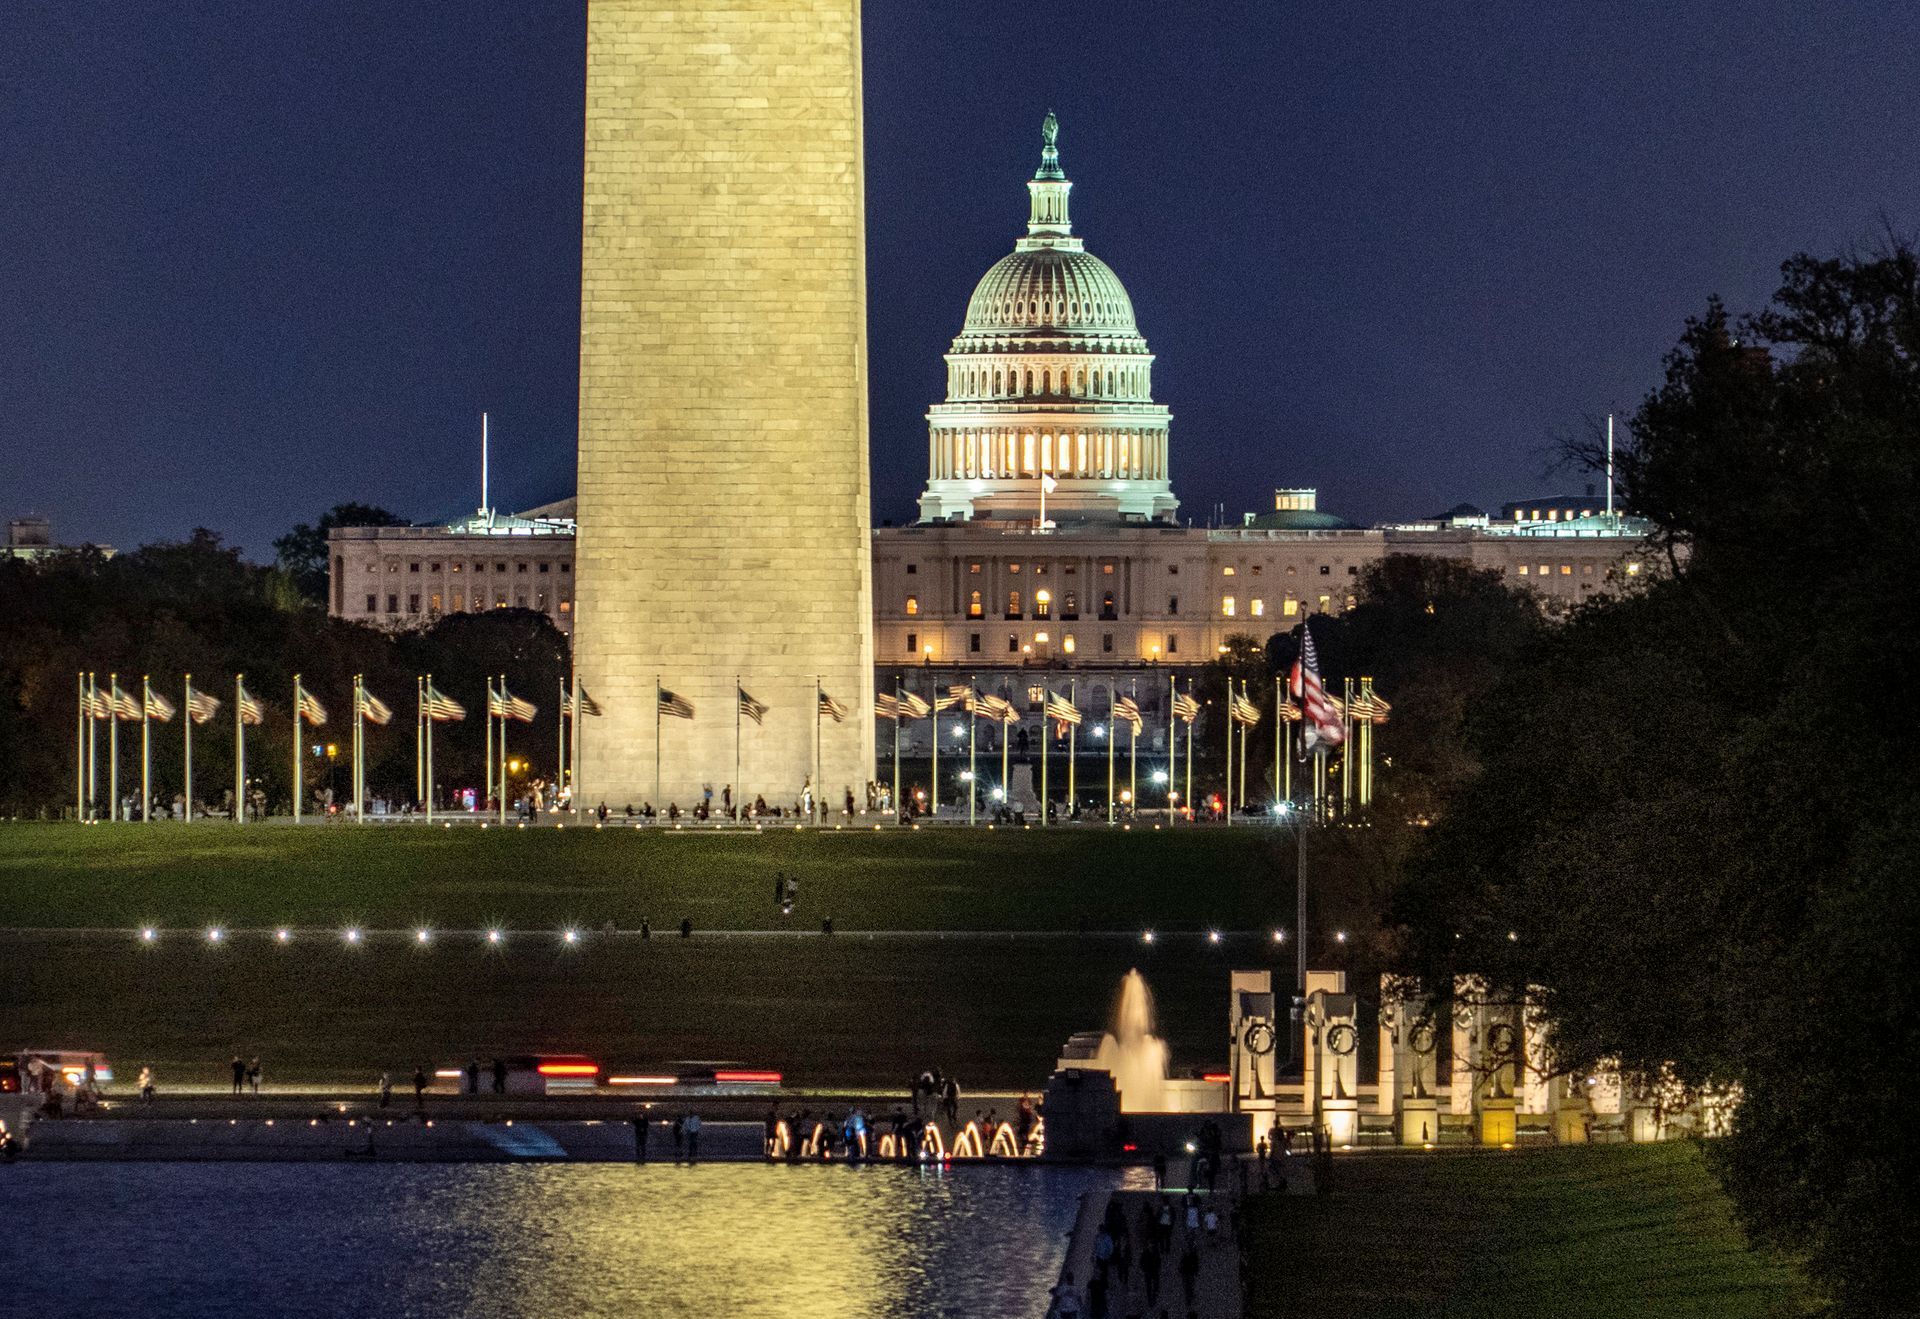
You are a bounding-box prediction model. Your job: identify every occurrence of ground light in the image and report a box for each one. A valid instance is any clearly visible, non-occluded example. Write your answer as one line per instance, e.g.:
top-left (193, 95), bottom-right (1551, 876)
top-left (1208, 930), bottom-right (1221, 944)
top-left (1272, 930), bottom-right (1286, 943)
top-left (275, 928), bottom-right (290, 943)
top-left (140, 927), bottom-right (156, 943)
top-left (563, 929), bottom-right (579, 945)
top-left (1142, 930), bottom-right (1155, 944)
top-left (415, 929), bottom-right (431, 945)
top-left (343, 928), bottom-right (361, 945)
top-left (206, 927), bottom-right (222, 943)
top-left (486, 929), bottom-right (502, 945)
top-left (1335, 930), bottom-right (1349, 944)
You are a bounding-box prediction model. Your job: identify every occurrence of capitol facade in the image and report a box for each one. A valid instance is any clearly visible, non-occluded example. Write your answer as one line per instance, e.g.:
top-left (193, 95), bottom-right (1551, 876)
top-left (327, 116), bottom-right (1649, 796)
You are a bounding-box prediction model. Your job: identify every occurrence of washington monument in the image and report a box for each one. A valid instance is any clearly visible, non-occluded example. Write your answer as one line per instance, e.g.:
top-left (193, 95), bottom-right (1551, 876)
top-left (573, 1), bottom-right (876, 808)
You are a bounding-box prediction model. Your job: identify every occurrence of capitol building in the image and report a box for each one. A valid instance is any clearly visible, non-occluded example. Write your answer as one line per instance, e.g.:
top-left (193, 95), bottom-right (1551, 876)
top-left (329, 116), bottom-right (1645, 780)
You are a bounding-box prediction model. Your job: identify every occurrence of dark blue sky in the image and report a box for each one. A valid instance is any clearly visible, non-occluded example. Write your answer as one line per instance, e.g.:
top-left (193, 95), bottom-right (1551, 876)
top-left (5, 2), bottom-right (1917, 557)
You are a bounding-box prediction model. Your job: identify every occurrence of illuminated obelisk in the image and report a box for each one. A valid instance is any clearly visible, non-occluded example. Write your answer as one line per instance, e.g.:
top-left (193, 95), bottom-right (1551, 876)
top-left (573, 1), bottom-right (875, 810)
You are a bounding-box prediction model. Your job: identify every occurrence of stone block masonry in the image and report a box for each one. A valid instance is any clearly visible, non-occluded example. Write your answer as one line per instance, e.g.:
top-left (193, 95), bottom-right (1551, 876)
top-left (574, 0), bottom-right (875, 809)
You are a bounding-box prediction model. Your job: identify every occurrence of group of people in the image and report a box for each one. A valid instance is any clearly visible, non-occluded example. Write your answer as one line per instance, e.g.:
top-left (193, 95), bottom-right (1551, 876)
top-left (1052, 1189), bottom-right (1234, 1319)
top-left (911, 1068), bottom-right (963, 1124)
top-left (228, 1055), bottom-right (263, 1095)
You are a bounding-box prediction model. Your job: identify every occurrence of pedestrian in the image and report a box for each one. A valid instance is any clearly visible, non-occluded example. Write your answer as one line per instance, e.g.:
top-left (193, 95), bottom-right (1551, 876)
top-left (138, 1066), bottom-right (155, 1102)
top-left (941, 1075), bottom-right (960, 1125)
top-left (671, 1114), bottom-right (685, 1160)
top-left (1048, 1268), bottom-right (1084, 1318)
top-left (492, 1057), bottom-right (508, 1095)
top-left (1203, 1206), bottom-right (1219, 1241)
top-left (466, 1058), bottom-right (481, 1095)
top-left (230, 1055), bottom-right (246, 1096)
top-left (765, 1104), bottom-right (782, 1158)
top-left (684, 1110), bottom-right (701, 1162)
top-left (1184, 1195), bottom-right (1201, 1237)
top-left (379, 1073), bottom-right (392, 1108)
top-left (631, 1113), bottom-right (649, 1163)
top-left (413, 1065), bottom-right (428, 1110)
top-left (1152, 1150), bottom-right (1167, 1191)
top-left (247, 1057), bottom-right (261, 1096)
top-left (1178, 1243), bottom-right (1200, 1308)
top-left (1156, 1199), bottom-right (1174, 1252)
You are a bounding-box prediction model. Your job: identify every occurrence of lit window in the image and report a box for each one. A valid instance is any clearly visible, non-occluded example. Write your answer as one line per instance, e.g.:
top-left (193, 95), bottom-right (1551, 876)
top-left (905, 595), bottom-right (919, 616)
top-left (1518, 565), bottom-right (1530, 576)
top-left (1283, 598), bottom-right (1298, 617)
top-left (1560, 564), bottom-right (1572, 576)
top-left (1251, 599), bottom-right (1265, 617)
top-left (1222, 566), bottom-right (1236, 577)
top-left (1102, 563), bottom-right (1115, 575)
top-left (968, 590), bottom-right (983, 618)
top-left (1063, 635), bottom-right (1076, 654)
top-left (451, 562), bottom-right (461, 573)
top-left (1009, 563), bottom-right (1022, 574)
top-left (1539, 565), bottom-right (1550, 577)
top-left (430, 593), bottom-right (442, 613)
top-left (1035, 589), bottom-right (1052, 618)
top-left (1007, 591), bottom-right (1022, 617)
top-left (1221, 595), bottom-right (1236, 617)
top-left (558, 599), bottom-right (570, 614)
top-left (1626, 562), bottom-right (1641, 576)
top-left (1035, 631), bottom-right (1049, 644)
top-left (970, 562), bottom-right (982, 574)
top-left (1317, 594), bottom-right (1331, 611)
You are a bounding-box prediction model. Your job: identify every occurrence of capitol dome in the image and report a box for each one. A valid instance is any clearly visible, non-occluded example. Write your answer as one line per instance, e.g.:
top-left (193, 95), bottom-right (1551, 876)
top-left (918, 113), bottom-right (1177, 527)
top-left (962, 247), bottom-right (1138, 337)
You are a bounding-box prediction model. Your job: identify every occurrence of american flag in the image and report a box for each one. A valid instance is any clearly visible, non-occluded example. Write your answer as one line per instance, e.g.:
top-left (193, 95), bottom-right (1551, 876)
top-left (1351, 688), bottom-right (1391, 725)
top-left (1113, 695), bottom-right (1143, 736)
top-left (423, 684), bottom-right (466, 722)
top-left (296, 685), bottom-right (328, 727)
top-left (1276, 698), bottom-right (1303, 723)
top-left (185, 685), bottom-right (221, 725)
top-left (657, 687), bottom-right (695, 721)
top-left (144, 689), bottom-right (177, 724)
top-left (563, 686), bottom-right (604, 718)
top-left (1044, 691), bottom-right (1082, 726)
top-left (977, 693), bottom-right (1019, 725)
top-left (357, 688), bottom-right (394, 727)
top-left (947, 684), bottom-right (977, 713)
top-left (1230, 692), bottom-right (1262, 726)
top-left (1288, 623), bottom-right (1345, 751)
top-left (490, 686), bottom-right (537, 723)
top-left (817, 690), bottom-right (848, 723)
top-left (86, 688), bottom-right (113, 720)
top-left (110, 684), bottom-right (143, 721)
top-left (236, 683), bottom-right (265, 727)
top-left (1172, 691), bottom-right (1201, 723)
top-left (897, 690), bottom-right (931, 719)
top-left (737, 687), bottom-right (769, 726)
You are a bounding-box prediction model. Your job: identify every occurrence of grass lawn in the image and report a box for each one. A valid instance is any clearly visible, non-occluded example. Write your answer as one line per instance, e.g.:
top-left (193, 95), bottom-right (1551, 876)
top-left (0, 821), bottom-right (1297, 932)
top-left (1245, 1144), bottom-right (1819, 1318)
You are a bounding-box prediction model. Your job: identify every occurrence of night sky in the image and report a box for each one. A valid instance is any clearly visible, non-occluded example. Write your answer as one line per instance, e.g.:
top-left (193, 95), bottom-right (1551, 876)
top-left (5, 2), bottom-right (1917, 557)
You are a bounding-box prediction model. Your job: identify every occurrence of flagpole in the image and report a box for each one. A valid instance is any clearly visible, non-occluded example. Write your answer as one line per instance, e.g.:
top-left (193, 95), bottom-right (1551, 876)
top-left (74, 673), bottom-right (85, 821)
top-left (569, 670), bottom-right (582, 808)
top-left (654, 676), bottom-right (663, 813)
top-left (414, 677), bottom-right (424, 806)
top-left (1106, 689), bottom-right (1115, 826)
top-left (293, 675), bottom-right (303, 825)
top-left (814, 677), bottom-right (822, 823)
top-left (140, 676), bottom-right (151, 822)
top-left (86, 672), bottom-right (98, 821)
top-left (107, 673), bottom-right (120, 821)
top-left (1239, 679), bottom-right (1250, 810)
top-left (558, 675), bottom-right (568, 812)
top-left (423, 676), bottom-right (434, 825)
top-left (1183, 679), bottom-right (1194, 821)
top-left (1340, 677), bottom-right (1353, 817)
top-left (233, 673), bottom-right (244, 825)
top-left (1274, 674), bottom-right (1284, 804)
top-left (1128, 677), bottom-right (1138, 821)
top-left (183, 675), bottom-right (193, 823)
top-left (891, 675), bottom-right (901, 820)
top-left (930, 675), bottom-right (939, 819)
top-left (1039, 680), bottom-right (1049, 829)
top-left (1000, 688), bottom-right (1010, 821)
top-left (485, 677), bottom-right (495, 813)
top-left (1223, 677), bottom-right (1232, 828)
top-left (734, 673), bottom-right (742, 821)
top-left (499, 674), bottom-right (509, 826)
top-left (350, 676), bottom-right (360, 822)
top-left (1069, 677), bottom-right (1078, 816)
top-left (1165, 672), bottom-right (1175, 825)
top-left (968, 674), bottom-right (977, 826)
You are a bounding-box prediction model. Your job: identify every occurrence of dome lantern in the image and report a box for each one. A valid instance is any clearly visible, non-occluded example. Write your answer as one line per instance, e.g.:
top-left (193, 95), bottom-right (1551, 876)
top-left (1027, 110), bottom-right (1073, 240)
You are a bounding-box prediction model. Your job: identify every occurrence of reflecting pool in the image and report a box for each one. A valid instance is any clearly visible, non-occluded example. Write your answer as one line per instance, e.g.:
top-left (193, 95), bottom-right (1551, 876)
top-left (0, 1162), bottom-right (1144, 1317)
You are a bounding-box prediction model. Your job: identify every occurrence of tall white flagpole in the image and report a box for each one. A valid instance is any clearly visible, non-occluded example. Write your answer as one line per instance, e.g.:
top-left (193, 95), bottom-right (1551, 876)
top-left (183, 674), bottom-right (193, 823)
top-left (233, 673), bottom-right (245, 824)
top-left (569, 669), bottom-right (582, 809)
top-left (141, 675), bottom-right (152, 823)
top-left (558, 675), bottom-right (568, 812)
top-left (1106, 689), bottom-right (1115, 826)
top-left (353, 675), bottom-right (364, 823)
top-left (1068, 676), bottom-right (1078, 816)
top-left (499, 674), bottom-right (509, 826)
top-left (1039, 680), bottom-right (1049, 829)
top-left (1129, 677), bottom-right (1138, 819)
top-left (74, 673), bottom-right (85, 820)
top-left (108, 672), bottom-right (121, 822)
top-left (1166, 672), bottom-right (1175, 825)
top-left (86, 672), bottom-right (98, 820)
top-left (485, 676), bottom-right (495, 810)
top-left (968, 675), bottom-right (977, 826)
top-left (292, 674), bottom-right (303, 825)
top-left (1606, 412), bottom-right (1615, 519)
top-left (422, 676), bottom-right (433, 825)
top-left (930, 675), bottom-right (939, 818)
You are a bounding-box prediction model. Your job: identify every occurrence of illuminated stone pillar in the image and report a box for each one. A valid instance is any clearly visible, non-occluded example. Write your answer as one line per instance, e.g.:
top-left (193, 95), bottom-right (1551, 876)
top-left (574, 1), bottom-right (875, 807)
